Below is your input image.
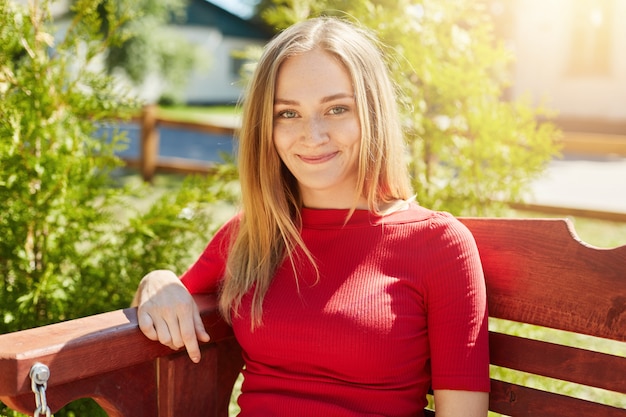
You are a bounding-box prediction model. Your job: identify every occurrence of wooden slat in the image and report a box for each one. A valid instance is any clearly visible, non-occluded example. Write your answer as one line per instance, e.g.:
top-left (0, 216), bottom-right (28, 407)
top-left (489, 332), bottom-right (626, 393)
top-left (490, 379), bottom-right (626, 417)
top-left (459, 218), bottom-right (626, 342)
top-left (157, 339), bottom-right (243, 417)
top-left (140, 104), bottom-right (159, 182)
top-left (560, 132), bottom-right (626, 157)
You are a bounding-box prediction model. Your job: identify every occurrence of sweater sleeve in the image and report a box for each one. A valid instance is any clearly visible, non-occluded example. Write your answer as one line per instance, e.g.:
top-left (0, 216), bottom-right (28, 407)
top-left (425, 214), bottom-right (490, 392)
top-left (180, 215), bottom-right (238, 294)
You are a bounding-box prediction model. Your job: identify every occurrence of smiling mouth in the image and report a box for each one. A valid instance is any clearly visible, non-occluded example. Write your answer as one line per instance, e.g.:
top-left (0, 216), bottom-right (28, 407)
top-left (298, 152), bottom-right (339, 164)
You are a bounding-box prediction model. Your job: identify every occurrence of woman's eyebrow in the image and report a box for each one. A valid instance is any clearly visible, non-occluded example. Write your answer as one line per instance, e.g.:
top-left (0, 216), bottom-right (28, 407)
top-left (321, 92), bottom-right (355, 103)
top-left (274, 98), bottom-right (298, 106)
top-left (274, 93), bottom-right (354, 106)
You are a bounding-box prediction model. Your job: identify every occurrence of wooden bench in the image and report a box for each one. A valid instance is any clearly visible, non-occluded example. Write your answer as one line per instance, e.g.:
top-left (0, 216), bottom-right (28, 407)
top-left (1, 218), bottom-right (624, 416)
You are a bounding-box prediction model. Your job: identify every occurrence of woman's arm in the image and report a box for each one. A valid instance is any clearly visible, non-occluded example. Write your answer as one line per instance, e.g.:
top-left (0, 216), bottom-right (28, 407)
top-left (426, 218), bottom-right (490, 415)
top-left (133, 269), bottom-right (210, 363)
top-left (433, 390), bottom-right (489, 417)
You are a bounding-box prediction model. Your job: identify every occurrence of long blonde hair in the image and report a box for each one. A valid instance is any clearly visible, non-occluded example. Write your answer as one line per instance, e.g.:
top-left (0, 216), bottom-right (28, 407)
top-left (219, 17), bottom-right (413, 326)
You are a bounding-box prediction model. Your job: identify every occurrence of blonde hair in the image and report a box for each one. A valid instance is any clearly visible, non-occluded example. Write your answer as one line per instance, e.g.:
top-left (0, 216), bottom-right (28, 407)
top-left (220, 17), bottom-right (413, 326)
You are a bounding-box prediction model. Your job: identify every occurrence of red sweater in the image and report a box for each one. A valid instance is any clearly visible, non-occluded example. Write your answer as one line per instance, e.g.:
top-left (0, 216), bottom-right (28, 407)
top-left (182, 203), bottom-right (490, 416)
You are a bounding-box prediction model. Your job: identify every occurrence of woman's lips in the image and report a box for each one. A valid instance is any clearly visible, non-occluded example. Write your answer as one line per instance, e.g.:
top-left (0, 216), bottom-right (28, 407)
top-left (298, 151), bottom-right (338, 164)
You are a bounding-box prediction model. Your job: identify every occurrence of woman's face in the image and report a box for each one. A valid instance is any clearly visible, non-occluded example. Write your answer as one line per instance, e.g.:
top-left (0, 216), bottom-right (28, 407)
top-left (272, 48), bottom-right (364, 209)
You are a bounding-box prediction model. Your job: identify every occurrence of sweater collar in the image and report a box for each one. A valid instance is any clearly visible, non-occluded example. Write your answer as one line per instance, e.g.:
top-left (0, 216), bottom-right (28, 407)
top-left (300, 203), bottom-right (427, 228)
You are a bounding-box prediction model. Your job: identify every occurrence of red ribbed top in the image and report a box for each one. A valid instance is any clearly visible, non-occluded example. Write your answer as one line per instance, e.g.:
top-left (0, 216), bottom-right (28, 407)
top-left (182, 203), bottom-right (490, 416)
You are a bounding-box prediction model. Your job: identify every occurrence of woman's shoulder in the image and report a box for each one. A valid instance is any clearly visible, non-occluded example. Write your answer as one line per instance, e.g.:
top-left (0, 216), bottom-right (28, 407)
top-left (384, 202), bottom-right (454, 224)
top-left (387, 202), bottom-right (475, 241)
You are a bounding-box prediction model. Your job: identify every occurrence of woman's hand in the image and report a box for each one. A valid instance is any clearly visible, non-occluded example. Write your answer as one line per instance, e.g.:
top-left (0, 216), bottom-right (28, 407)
top-left (133, 270), bottom-right (211, 363)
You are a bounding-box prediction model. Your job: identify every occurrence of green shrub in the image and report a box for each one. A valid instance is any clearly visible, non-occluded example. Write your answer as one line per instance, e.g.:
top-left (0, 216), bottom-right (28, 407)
top-left (0, 1), bottom-right (238, 415)
top-left (0, 0), bottom-right (137, 333)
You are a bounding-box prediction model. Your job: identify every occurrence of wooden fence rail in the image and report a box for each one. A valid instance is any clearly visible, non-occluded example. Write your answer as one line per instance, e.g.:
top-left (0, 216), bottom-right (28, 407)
top-left (126, 105), bottom-right (237, 182)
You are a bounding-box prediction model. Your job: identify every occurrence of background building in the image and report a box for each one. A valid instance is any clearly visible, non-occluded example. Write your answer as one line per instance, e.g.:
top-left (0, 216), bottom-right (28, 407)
top-left (176, 0), bottom-right (271, 104)
top-left (46, 0), bottom-right (272, 104)
top-left (491, 0), bottom-right (626, 135)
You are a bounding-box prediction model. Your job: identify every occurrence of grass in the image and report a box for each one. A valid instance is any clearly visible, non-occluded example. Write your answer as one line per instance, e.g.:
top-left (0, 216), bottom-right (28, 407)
top-left (156, 104), bottom-right (240, 124)
top-left (488, 318), bottom-right (626, 412)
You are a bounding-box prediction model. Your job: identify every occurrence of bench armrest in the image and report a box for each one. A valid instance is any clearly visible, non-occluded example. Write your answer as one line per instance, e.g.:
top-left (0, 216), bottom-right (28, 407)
top-left (0, 294), bottom-right (243, 417)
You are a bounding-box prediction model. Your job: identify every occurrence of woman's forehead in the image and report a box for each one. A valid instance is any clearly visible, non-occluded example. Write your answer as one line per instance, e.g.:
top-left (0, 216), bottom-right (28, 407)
top-left (274, 50), bottom-right (353, 100)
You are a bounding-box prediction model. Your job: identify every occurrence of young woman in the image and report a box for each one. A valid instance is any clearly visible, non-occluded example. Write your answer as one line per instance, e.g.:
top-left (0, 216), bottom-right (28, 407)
top-left (134, 16), bottom-right (489, 417)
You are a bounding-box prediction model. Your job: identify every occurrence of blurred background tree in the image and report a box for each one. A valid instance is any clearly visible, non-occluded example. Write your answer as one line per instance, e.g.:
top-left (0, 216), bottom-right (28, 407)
top-left (83, 0), bottom-right (201, 103)
top-left (254, 0), bottom-right (560, 215)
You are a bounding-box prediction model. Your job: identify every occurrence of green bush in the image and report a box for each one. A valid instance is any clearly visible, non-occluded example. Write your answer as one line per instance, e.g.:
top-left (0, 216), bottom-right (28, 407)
top-left (0, 0), bottom-right (136, 333)
top-left (0, 1), bottom-right (238, 415)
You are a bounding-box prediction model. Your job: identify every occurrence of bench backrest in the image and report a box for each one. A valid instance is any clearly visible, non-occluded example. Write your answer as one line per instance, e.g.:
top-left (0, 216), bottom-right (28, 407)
top-left (0, 218), bottom-right (624, 416)
top-left (459, 218), bottom-right (626, 416)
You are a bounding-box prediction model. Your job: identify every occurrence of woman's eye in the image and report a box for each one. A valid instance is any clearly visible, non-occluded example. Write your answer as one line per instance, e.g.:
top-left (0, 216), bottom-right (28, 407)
top-left (328, 106), bottom-right (347, 115)
top-left (278, 110), bottom-right (298, 119)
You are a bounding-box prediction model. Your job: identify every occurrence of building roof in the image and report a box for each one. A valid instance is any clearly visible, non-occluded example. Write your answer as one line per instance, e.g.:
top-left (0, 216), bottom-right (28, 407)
top-left (184, 0), bottom-right (273, 40)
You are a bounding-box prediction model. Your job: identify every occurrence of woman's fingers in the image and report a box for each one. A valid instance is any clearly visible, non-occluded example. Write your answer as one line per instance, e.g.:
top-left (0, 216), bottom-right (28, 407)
top-left (152, 313), bottom-right (176, 349)
top-left (193, 302), bottom-right (211, 343)
top-left (137, 309), bottom-right (158, 341)
top-left (178, 305), bottom-right (203, 363)
top-left (134, 270), bottom-right (210, 362)
top-left (139, 295), bottom-right (194, 350)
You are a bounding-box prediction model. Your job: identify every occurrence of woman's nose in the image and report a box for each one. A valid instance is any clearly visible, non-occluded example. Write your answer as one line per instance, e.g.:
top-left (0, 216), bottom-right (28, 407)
top-left (302, 116), bottom-right (329, 144)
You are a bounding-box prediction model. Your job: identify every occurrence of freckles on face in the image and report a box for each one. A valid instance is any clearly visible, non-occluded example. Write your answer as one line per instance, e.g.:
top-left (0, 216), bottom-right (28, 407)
top-left (272, 48), bottom-right (363, 208)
